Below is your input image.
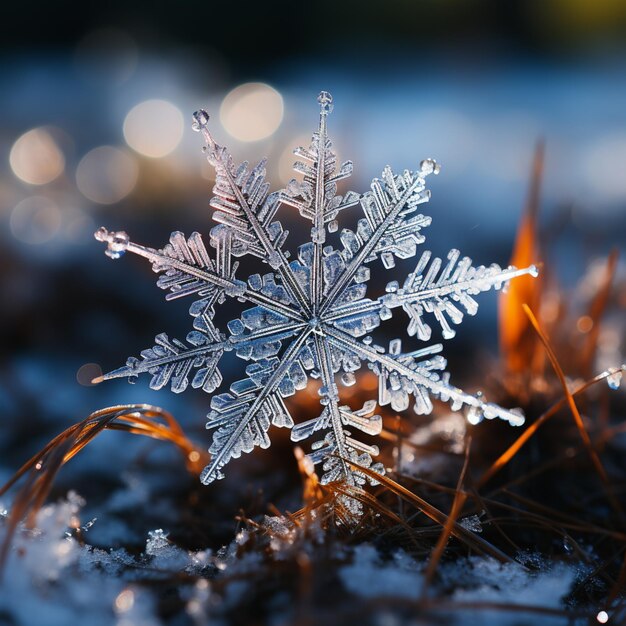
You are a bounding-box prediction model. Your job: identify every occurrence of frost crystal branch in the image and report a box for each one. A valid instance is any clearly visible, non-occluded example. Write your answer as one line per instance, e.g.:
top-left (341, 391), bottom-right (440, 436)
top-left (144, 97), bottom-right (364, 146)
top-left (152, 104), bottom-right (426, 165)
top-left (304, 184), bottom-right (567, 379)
top-left (95, 92), bottom-right (537, 492)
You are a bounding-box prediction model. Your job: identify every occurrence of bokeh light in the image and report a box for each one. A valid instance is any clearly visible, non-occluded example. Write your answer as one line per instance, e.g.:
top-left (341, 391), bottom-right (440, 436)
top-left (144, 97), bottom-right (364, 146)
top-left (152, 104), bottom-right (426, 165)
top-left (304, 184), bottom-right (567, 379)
top-left (76, 146), bottom-right (138, 204)
top-left (10, 196), bottom-right (62, 244)
top-left (220, 83), bottom-right (283, 142)
top-left (9, 128), bottom-right (65, 185)
top-left (123, 99), bottom-right (184, 158)
top-left (76, 362), bottom-right (102, 386)
top-left (114, 588), bottom-right (135, 613)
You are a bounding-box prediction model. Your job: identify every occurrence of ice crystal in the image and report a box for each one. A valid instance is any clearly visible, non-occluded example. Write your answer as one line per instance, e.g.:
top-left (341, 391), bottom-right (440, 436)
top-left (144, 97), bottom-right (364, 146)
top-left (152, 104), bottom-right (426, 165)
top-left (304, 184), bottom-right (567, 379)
top-left (95, 91), bottom-right (536, 493)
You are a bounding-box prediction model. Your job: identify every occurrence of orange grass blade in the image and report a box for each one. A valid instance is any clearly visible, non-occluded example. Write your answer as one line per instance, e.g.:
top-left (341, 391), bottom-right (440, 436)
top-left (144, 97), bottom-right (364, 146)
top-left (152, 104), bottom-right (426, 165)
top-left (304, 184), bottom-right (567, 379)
top-left (423, 436), bottom-right (472, 588)
top-left (294, 446), bottom-right (323, 505)
top-left (345, 460), bottom-right (513, 563)
top-left (522, 305), bottom-right (607, 480)
top-left (400, 473), bottom-right (626, 543)
top-left (579, 249), bottom-right (619, 379)
top-left (478, 367), bottom-right (624, 487)
top-left (499, 141), bottom-right (544, 374)
top-left (522, 304), bottom-right (623, 517)
top-left (0, 404), bottom-right (205, 575)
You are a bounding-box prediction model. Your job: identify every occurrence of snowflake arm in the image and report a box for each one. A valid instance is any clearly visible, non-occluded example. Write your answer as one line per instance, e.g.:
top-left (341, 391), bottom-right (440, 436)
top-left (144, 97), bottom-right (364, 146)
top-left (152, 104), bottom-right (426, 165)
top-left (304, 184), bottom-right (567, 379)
top-left (279, 92), bottom-right (360, 227)
top-left (192, 110), bottom-right (311, 316)
top-left (324, 325), bottom-right (525, 426)
top-left (98, 321), bottom-right (307, 391)
top-left (94, 228), bottom-right (304, 322)
top-left (320, 162), bottom-right (437, 316)
top-left (279, 92), bottom-right (360, 311)
top-left (325, 250), bottom-right (539, 340)
top-left (382, 249), bottom-right (539, 340)
top-left (98, 331), bottom-right (226, 393)
top-left (289, 332), bottom-right (384, 487)
top-left (308, 93), bottom-right (331, 311)
top-left (200, 328), bottom-right (314, 484)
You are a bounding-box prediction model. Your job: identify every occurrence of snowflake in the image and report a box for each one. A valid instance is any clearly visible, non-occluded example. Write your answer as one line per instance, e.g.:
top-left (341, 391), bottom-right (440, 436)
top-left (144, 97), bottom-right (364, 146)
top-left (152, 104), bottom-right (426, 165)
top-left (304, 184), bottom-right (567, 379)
top-left (95, 91), bottom-right (537, 491)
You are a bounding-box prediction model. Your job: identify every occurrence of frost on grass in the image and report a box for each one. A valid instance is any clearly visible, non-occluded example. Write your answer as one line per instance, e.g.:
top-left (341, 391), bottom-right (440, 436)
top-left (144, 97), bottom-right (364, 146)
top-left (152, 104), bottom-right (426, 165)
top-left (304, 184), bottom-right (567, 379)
top-left (96, 91), bottom-right (536, 503)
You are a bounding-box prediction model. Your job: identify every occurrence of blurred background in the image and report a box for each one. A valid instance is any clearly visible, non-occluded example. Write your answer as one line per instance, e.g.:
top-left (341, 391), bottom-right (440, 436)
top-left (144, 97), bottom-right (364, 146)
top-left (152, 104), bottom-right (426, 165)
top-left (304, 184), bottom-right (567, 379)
top-left (1, 0), bottom-right (625, 488)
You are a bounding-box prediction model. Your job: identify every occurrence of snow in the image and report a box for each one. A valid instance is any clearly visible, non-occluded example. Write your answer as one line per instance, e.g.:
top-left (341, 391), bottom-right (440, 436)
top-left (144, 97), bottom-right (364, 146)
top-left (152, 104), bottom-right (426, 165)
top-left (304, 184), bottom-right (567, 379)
top-left (339, 544), bottom-right (423, 600)
top-left (0, 491), bottom-right (609, 626)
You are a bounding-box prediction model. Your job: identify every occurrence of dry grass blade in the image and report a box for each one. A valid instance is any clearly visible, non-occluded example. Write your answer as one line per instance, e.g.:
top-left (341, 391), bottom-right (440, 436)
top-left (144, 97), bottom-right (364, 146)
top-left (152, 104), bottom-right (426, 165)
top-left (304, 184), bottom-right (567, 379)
top-left (521, 305), bottom-right (604, 480)
top-left (478, 367), bottom-right (624, 487)
top-left (579, 249), bottom-right (619, 379)
top-left (328, 482), bottom-right (415, 534)
top-left (289, 492), bottom-right (337, 524)
top-left (344, 459), bottom-right (513, 564)
top-left (423, 436), bottom-right (472, 590)
top-left (0, 404), bottom-right (206, 575)
top-left (522, 304), bottom-right (623, 517)
top-left (403, 471), bottom-right (626, 543)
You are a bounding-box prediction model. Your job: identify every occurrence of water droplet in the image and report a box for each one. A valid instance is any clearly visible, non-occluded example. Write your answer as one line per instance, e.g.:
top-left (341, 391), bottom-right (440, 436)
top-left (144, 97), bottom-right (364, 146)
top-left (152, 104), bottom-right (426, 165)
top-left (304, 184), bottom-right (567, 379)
top-left (420, 158), bottom-right (440, 175)
top-left (94, 226), bottom-right (109, 242)
top-left (341, 372), bottom-right (356, 387)
top-left (606, 367), bottom-right (623, 390)
top-left (466, 404), bottom-right (482, 425)
top-left (317, 91), bottom-right (333, 115)
top-left (192, 109), bottom-right (210, 131)
top-left (104, 230), bottom-right (129, 259)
